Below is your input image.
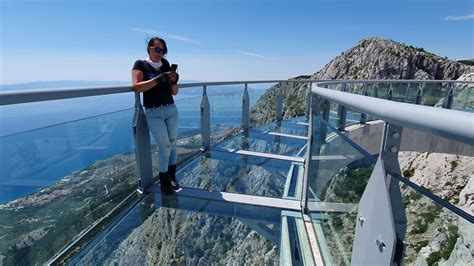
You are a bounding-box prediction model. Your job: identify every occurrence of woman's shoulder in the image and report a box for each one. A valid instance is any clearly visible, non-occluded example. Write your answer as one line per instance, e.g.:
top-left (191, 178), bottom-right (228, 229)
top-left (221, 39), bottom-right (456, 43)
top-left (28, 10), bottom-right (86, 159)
top-left (132, 59), bottom-right (146, 70)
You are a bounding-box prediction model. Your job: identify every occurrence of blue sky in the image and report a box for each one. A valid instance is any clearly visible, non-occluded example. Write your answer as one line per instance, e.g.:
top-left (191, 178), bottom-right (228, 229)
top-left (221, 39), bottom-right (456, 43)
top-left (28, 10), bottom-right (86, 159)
top-left (1, 0), bottom-right (473, 84)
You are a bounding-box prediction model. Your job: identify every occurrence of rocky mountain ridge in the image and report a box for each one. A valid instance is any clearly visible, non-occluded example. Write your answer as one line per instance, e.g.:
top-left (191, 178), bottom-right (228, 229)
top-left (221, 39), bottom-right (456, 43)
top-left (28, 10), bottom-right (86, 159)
top-left (250, 37), bottom-right (473, 126)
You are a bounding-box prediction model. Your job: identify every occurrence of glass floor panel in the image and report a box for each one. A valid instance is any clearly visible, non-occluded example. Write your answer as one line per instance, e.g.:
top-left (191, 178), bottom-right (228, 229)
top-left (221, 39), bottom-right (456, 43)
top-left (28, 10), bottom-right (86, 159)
top-left (176, 150), bottom-right (303, 199)
top-left (68, 193), bottom-right (305, 265)
top-left (255, 118), bottom-right (309, 137)
top-left (215, 130), bottom-right (307, 157)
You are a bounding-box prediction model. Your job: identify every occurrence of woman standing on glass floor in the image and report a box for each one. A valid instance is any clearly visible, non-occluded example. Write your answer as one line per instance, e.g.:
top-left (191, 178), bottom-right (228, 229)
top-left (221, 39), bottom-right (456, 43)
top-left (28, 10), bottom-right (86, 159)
top-left (131, 37), bottom-right (180, 195)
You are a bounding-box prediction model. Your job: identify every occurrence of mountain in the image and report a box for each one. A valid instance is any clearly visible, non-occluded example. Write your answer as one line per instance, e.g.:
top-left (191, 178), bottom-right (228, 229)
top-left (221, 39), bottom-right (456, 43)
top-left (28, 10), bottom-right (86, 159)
top-left (311, 37), bottom-right (471, 80)
top-left (250, 37), bottom-right (473, 127)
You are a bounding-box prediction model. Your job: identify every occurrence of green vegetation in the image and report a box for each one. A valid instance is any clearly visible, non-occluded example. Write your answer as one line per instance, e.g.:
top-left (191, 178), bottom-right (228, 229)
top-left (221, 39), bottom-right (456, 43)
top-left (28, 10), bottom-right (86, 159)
top-left (403, 168), bottom-right (415, 178)
top-left (450, 160), bottom-right (459, 172)
top-left (426, 225), bottom-right (459, 265)
top-left (411, 205), bottom-right (443, 235)
top-left (331, 166), bottom-right (373, 203)
top-left (404, 191), bottom-right (423, 206)
top-left (458, 59), bottom-right (474, 66)
top-left (285, 95), bottom-right (306, 116)
top-left (331, 215), bottom-right (344, 231)
top-left (411, 219), bottom-right (429, 235)
top-left (413, 240), bottom-right (429, 252)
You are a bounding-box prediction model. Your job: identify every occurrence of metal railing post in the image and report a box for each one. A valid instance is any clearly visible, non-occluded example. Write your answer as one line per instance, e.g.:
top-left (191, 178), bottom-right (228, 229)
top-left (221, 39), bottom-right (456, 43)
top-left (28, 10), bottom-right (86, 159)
top-left (404, 83), bottom-right (412, 103)
top-left (306, 82), bottom-right (312, 119)
top-left (242, 83), bottom-right (250, 133)
top-left (372, 83), bottom-right (379, 98)
top-left (132, 93), bottom-right (153, 192)
top-left (387, 83), bottom-right (394, 100)
top-left (415, 83), bottom-right (423, 105)
top-left (301, 93), bottom-right (315, 214)
top-left (443, 84), bottom-right (454, 109)
top-left (276, 82), bottom-right (283, 126)
top-left (337, 84), bottom-right (348, 131)
top-left (360, 85), bottom-right (368, 124)
top-left (320, 99), bottom-right (330, 142)
top-left (201, 85), bottom-right (211, 150)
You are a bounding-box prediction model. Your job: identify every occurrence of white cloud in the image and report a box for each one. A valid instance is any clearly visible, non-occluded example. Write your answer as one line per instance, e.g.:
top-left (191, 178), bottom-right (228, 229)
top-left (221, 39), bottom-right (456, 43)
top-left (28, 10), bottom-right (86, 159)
top-left (235, 50), bottom-right (266, 58)
top-left (129, 28), bottom-right (200, 44)
top-left (444, 15), bottom-right (474, 21)
top-left (129, 27), bottom-right (159, 35)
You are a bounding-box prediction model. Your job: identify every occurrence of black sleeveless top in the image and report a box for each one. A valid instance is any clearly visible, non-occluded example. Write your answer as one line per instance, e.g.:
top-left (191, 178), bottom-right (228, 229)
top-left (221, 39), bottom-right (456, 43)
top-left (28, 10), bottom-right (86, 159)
top-left (132, 58), bottom-right (174, 108)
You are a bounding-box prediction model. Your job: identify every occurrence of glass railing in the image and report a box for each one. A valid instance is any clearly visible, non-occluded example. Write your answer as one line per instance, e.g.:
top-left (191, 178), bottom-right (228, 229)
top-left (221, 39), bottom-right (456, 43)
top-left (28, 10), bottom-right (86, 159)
top-left (0, 89), bottom-right (266, 264)
top-left (309, 80), bottom-right (473, 265)
top-left (0, 79), bottom-right (472, 265)
top-left (0, 108), bottom-right (138, 265)
top-left (0, 82), bottom-right (288, 264)
top-left (306, 117), bottom-right (375, 265)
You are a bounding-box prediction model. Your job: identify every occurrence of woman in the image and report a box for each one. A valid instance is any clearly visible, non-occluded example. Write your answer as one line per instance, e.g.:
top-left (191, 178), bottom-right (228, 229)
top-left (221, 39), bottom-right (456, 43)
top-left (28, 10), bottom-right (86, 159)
top-left (132, 37), bottom-right (180, 195)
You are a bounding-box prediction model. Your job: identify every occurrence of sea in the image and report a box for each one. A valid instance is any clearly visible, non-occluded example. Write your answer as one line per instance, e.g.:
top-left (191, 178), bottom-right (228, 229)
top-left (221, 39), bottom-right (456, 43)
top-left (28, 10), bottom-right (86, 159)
top-left (0, 81), bottom-right (272, 204)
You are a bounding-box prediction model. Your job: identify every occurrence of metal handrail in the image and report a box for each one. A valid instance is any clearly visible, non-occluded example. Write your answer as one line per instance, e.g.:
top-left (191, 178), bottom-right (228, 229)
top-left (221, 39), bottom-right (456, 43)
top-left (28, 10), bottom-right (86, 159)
top-left (1, 79), bottom-right (472, 106)
top-left (312, 84), bottom-right (474, 145)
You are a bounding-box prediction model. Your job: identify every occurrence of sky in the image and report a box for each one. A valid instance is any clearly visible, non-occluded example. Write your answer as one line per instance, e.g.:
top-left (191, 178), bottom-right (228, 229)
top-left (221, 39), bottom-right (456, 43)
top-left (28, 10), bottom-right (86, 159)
top-left (1, 0), bottom-right (473, 84)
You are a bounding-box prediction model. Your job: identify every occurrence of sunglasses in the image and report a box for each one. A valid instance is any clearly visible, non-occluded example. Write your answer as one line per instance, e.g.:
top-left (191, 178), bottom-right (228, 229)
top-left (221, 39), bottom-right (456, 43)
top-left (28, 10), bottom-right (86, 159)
top-left (150, 46), bottom-right (165, 54)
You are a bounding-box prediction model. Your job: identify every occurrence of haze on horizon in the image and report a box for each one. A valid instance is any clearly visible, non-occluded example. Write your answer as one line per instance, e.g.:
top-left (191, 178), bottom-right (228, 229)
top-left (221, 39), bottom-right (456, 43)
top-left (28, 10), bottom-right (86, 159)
top-left (1, 0), bottom-right (473, 85)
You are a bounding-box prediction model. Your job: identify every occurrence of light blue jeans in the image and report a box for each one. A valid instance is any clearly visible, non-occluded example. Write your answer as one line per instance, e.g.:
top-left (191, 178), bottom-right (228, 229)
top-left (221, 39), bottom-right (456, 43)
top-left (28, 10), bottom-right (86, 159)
top-left (145, 104), bottom-right (179, 172)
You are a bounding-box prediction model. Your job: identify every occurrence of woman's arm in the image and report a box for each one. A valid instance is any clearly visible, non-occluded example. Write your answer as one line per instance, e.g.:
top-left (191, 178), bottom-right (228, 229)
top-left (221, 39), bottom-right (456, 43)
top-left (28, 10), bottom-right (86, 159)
top-left (131, 70), bottom-right (157, 93)
top-left (170, 84), bottom-right (179, 95)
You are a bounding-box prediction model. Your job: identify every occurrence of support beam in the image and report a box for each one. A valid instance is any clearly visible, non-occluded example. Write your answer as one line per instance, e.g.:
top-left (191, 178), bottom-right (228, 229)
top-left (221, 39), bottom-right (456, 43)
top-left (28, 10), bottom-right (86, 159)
top-left (212, 147), bottom-right (305, 163)
top-left (250, 129), bottom-right (308, 140)
top-left (147, 185), bottom-right (301, 210)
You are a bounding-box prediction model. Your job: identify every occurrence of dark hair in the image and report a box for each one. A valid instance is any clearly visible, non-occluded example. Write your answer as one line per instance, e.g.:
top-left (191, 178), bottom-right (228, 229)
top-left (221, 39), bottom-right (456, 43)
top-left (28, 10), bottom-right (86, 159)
top-left (147, 37), bottom-right (168, 55)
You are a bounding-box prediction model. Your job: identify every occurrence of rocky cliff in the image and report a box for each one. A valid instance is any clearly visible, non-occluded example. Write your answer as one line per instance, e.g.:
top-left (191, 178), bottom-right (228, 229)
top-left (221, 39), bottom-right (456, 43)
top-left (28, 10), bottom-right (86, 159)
top-left (250, 37), bottom-right (473, 126)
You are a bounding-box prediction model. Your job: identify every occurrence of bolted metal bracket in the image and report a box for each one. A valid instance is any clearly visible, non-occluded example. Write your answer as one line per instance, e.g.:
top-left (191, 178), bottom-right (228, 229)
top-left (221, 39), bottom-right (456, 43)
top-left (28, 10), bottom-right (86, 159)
top-left (351, 158), bottom-right (397, 265)
top-left (380, 123), bottom-right (408, 263)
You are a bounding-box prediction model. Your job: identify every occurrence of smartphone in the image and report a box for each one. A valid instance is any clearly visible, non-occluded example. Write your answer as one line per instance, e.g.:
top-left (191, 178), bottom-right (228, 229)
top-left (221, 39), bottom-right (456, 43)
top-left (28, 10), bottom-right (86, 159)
top-left (170, 64), bottom-right (178, 71)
